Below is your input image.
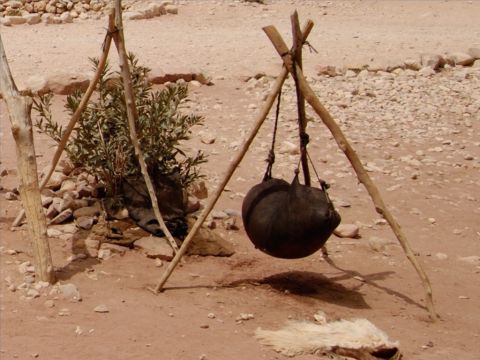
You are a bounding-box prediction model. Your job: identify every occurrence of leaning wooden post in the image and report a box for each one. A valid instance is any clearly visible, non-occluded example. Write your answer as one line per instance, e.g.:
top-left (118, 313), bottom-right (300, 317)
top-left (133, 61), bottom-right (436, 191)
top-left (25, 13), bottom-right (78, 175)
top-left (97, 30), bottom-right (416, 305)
top-left (0, 33), bottom-right (55, 283)
top-left (290, 11), bottom-right (310, 187)
top-left (263, 24), bottom-right (437, 320)
top-left (152, 21), bottom-right (315, 293)
top-left (111, 0), bottom-right (179, 252)
top-left (12, 8), bottom-right (116, 228)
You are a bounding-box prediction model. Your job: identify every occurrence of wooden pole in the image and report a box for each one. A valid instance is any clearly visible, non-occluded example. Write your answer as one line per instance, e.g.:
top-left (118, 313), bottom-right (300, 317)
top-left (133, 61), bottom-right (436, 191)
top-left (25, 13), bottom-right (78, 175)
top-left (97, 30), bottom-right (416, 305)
top-left (111, 0), bottom-right (179, 252)
top-left (263, 25), bottom-right (437, 320)
top-left (12, 9), bottom-right (116, 227)
top-left (0, 33), bottom-right (55, 283)
top-left (152, 21), bottom-right (315, 293)
top-left (290, 11), bottom-right (310, 186)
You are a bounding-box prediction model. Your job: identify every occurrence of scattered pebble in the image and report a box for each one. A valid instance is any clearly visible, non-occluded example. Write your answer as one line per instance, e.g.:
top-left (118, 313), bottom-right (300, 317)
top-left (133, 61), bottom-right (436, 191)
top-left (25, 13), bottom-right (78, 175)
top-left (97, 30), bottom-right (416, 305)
top-left (94, 304), bottom-right (109, 313)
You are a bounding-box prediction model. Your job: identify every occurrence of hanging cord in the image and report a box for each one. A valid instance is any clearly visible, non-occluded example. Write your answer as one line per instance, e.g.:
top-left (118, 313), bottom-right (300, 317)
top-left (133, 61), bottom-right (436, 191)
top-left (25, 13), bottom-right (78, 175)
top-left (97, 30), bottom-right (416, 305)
top-left (263, 88), bottom-right (282, 181)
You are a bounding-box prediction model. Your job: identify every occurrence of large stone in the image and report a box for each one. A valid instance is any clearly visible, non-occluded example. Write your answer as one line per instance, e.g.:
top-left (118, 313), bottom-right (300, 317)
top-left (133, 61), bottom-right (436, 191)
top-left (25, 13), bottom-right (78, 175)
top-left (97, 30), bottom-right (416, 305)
top-left (73, 205), bottom-right (101, 219)
top-left (4, 16), bottom-right (26, 25)
top-left (84, 238), bottom-right (100, 257)
top-left (100, 243), bottom-right (128, 255)
top-left (467, 47), bottom-right (480, 60)
top-left (46, 73), bottom-right (90, 95)
top-left (76, 216), bottom-right (95, 230)
top-left (165, 5), bottom-right (178, 14)
top-left (33, 1), bottom-right (47, 13)
top-left (44, 171), bottom-right (68, 190)
top-left (0, 17), bottom-right (12, 26)
top-left (458, 256), bottom-right (480, 265)
top-left (333, 224), bottom-right (360, 238)
top-left (123, 11), bottom-right (144, 20)
top-left (134, 236), bottom-right (174, 260)
top-left (420, 53), bottom-right (445, 70)
top-left (147, 3), bottom-right (166, 16)
top-left (189, 181), bottom-right (208, 200)
top-left (57, 283), bottom-right (82, 302)
top-left (24, 13), bottom-right (41, 25)
top-left (186, 195), bottom-right (201, 214)
top-left (199, 131), bottom-right (216, 145)
top-left (25, 74), bottom-right (48, 94)
top-left (187, 221), bottom-right (234, 257)
top-left (446, 52), bottom-right (475, 67)
top-left (368, 236), bottom-right (389, 252)
top-left (58, 179), bottom-right (76, 196)
top-left (279, 141), bottom-right (299, 155)
top-left (404, 58), bottom-right (421, 71)
top-left (60, 12), bottom-right (73, 23)
top-left (50, 209), bottom-right (73, 225)
top-left (316, 65), bottom-right (339, 77)
top-left (8, 1), bottom-right (23, 9)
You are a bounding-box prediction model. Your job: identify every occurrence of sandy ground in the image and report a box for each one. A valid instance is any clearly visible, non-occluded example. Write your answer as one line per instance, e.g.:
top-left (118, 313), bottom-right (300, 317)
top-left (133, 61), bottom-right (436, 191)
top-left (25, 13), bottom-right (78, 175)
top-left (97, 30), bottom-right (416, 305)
top-left (1, 1), bottom-right (480, 359)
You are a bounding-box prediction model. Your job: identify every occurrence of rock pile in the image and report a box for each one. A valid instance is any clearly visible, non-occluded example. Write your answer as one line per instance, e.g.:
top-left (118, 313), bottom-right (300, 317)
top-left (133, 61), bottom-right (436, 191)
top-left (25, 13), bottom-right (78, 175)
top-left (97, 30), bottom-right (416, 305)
top-left (316, 49), bottom-right (480, 77)
top-left (5, 159), bottom-right (237, 261)
top-left (19, 69), bottom-right (209, 97)
top-left (0, 0), bottom-right (178, 26)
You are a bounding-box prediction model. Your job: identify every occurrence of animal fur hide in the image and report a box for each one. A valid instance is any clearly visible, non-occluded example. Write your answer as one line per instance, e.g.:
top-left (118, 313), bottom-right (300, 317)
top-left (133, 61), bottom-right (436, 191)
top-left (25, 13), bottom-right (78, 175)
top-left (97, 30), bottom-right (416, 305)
top-left (255, 316), bottom-right (399, 358)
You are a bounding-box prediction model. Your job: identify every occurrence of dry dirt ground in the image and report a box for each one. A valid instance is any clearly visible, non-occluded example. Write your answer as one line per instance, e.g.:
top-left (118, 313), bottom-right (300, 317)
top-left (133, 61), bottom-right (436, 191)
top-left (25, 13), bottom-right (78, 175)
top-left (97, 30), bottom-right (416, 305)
top-left (1, 1), bottom-right (480, 359)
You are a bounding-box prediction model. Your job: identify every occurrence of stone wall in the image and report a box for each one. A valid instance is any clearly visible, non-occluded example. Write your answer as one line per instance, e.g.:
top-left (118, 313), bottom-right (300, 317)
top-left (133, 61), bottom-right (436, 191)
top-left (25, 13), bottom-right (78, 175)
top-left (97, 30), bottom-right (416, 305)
top-left (0, 0), bottom-right (177, 25)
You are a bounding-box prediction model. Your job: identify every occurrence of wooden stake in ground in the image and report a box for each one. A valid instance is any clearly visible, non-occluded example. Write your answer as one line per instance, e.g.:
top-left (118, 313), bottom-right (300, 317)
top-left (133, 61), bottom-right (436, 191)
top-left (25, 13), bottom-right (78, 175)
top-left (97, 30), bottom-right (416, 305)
top-left (152, 21), bottom-right (315, 293)
top-left (111, 0), bottom-right (179, 252)
top-left (0, 33), bottom-right (55, 283)
top-left (12, 9), bottom-right (116, 228)
top-left (263, 23), bottom-right (437, 320)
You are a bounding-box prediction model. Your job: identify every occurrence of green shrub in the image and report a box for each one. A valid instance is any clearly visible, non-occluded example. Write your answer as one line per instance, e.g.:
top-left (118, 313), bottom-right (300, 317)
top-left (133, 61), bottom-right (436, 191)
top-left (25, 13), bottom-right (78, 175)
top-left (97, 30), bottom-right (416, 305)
top-left (34, 54), bottom-right (206, 198)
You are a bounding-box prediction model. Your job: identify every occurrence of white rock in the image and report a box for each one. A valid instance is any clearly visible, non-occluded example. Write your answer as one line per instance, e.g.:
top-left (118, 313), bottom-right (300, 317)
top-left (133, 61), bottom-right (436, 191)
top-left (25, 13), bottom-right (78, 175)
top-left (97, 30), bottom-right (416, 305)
top-left (458, 256), bottom-right (480, 265)
top-left (24, 13), bottom-right (41, 25)
top-left (435, 253), bottom-right (448, 260)
top-left (26, 289), bottom-right (41, 299)
top-left (279, 141), bottom-right (299, 155)
top-left (5, 16), bottom-right (26, 25)
top-left (420, 53), bottom-right (445, 70)
top-left (368, 236), bottom-right (389, 252)
top-left (44, 300), bottom-right (55, 308)
top-left (123, 11), bottom-right (144, 20)
top-left (0, 17), bottom-right (12, 26)
top-left (58, 283), bottom-right (82, 302)
top-left (418, 67), bottom-right (436, 77)
top-left (466, 47), bottom-right (480, 60)
top-left (97, 248), bottom-right (112, 260)
top-left (199, 131), bottom-right (216, 145)
top-left (165, 5), bottom-right (178, 14)
top-left (100, 243), bottom-right (127, 255)
top-left (57, 12), bottom-right (72, 23)
top-left (94, 304), bottom-right (109, 313)
top-left (333, 224), bottom-right (359, 238)
top-left (134, 236), bottom-right (174, 260)
top-left (447, 52), bottom-right (475, 67)
top-left (18, 261), bottom-right (35, 274)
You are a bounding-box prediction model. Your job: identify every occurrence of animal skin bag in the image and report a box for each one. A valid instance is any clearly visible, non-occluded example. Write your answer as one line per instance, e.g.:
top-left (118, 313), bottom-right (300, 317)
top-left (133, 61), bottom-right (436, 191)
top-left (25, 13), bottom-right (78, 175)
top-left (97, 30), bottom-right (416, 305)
top-left (242, 173), bottom-right (341, 259)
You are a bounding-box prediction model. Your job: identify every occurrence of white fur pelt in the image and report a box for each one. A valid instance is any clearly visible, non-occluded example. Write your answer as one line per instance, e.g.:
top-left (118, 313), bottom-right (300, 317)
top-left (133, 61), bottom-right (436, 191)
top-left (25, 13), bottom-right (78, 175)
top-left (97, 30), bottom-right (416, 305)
top-left (255, 317), bottom-right (399, 357)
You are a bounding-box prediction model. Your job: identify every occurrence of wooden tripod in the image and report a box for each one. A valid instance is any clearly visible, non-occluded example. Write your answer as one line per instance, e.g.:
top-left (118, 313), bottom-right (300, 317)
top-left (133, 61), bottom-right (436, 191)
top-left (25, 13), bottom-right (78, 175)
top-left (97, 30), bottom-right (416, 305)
top-left (152, 12), bottom-right (437, 321)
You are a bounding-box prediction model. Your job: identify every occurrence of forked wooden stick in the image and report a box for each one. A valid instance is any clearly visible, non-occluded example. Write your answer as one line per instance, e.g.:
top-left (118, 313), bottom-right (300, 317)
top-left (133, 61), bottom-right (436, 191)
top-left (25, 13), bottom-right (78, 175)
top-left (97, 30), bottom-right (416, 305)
top-left (1, 33), bottom-right (55, 283)
top-left (290, 11), bottom-right (310, 187)
top-left (112, 0), bottom-right (178, 252)
top-left (12, 9), bottom-right (116, 227)
top-left (152, 21), bottom-right (315, 293)
top-left (263, 24), bottom-right (437, 320)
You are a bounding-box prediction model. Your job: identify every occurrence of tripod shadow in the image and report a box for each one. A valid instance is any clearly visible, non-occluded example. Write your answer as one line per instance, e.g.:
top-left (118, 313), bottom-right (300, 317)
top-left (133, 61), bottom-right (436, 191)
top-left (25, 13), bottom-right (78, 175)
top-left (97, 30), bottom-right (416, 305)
top-left (323, 256), bottom-right (426, 311)
top-left (161, 270), bottom-right (372, 310)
